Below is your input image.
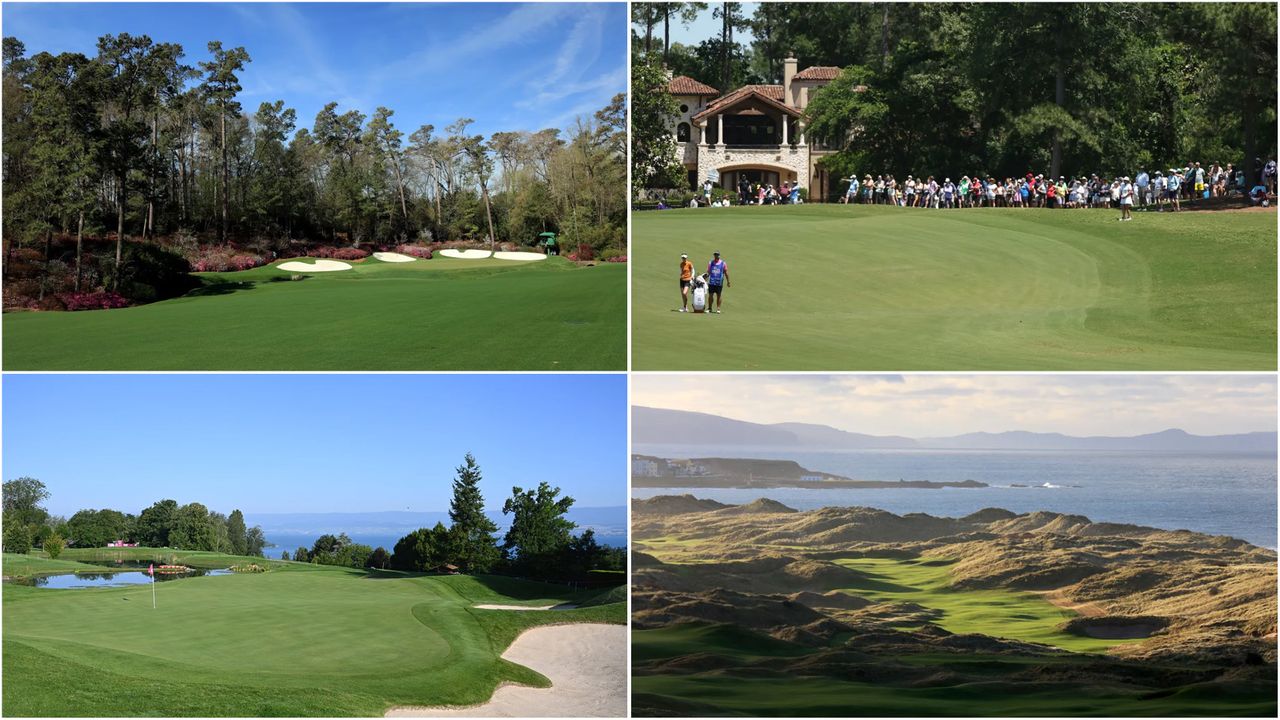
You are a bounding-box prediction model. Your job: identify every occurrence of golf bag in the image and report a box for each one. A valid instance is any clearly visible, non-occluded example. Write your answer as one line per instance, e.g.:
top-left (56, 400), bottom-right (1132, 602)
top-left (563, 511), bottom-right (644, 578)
top-left (690, 275), bottom-right (708, 313)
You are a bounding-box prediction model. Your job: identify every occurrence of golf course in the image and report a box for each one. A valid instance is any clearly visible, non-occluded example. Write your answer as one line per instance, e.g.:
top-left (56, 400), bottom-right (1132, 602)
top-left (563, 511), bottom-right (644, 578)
top-left (2, 548), bottom-right (626, 717)
top-left (631, 205), bottom-right (1276, 370)
top-left (2, 254), bottom-right (625, 370)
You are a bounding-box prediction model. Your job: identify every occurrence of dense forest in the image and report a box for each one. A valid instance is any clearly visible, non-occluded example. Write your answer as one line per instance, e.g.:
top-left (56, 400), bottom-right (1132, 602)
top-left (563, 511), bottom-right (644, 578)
top-left (632, 2), bottom-right (1276, 191)
top-left (2, 34), bottom-right (625, 309)
top-left (2, 477), bottom-right (267, 558)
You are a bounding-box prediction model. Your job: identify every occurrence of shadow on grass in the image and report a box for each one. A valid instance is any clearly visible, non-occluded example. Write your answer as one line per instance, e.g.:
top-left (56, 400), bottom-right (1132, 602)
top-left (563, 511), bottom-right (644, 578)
top-left (184, 280), bottom-right (259, 298)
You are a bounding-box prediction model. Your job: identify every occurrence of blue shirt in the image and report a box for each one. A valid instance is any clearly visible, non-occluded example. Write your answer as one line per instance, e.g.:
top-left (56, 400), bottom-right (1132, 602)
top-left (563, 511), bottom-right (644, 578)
top-left (707, 259), bottom-right (727, 285)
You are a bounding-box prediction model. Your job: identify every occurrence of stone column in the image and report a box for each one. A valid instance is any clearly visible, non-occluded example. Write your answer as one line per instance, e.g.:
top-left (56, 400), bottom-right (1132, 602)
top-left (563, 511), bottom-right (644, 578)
top-left (717, 113), bottom-right (724, 147)
top-left (798, 120), bottom-right (806, 146)
top-left (781, 116), bottom-right (789, 145)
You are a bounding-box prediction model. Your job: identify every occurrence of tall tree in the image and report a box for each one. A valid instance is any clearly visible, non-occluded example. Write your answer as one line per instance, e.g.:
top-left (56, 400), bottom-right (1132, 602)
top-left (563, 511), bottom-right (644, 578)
top-left (227, 508), bottom-right (248, 555)
top-left (198, 40), bottom-right (250, 244)
top-left (367, 106), bottom-right (410, 224)
top-left (136, 499), bottom-right (178, 547)
top-left (630, 58), bottom-right (685, 194)
top-left (446, 453), bottom-right (500, 573)
top-left (501, 481), bottom-right (576, 579)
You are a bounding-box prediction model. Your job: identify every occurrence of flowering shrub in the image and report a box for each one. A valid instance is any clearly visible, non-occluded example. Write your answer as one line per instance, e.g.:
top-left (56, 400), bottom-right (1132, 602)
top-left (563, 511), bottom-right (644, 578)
top-left (396, 244), bottom-right (433, 259)
top-left (190, 248), bottom-right (268, 272)
top-left (576, 243), bottom-right (595, 261)
top-left (331, 247), bottom-right (369, 260)
top-left (604, 255), bottom-right (628, 263)
top-left (60, 291), bottom-right (130, 311)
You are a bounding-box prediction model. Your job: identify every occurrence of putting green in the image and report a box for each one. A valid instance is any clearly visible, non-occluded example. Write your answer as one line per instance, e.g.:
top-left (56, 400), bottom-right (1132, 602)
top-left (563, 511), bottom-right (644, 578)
top-left (2, 255), bottom-right (624, 370)
top-left (2, 555), bottom-right (625, 716)
top-left (631, 205), bottom-right (1276, 370)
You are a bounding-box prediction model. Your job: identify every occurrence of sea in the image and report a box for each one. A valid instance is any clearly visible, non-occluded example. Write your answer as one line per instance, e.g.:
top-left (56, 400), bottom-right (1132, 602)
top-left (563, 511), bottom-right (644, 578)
top-left (632, 445), bottom-right (1278, 549)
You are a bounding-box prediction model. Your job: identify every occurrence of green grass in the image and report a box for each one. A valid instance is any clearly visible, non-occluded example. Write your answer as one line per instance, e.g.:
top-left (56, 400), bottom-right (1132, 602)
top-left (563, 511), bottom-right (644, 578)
top-left (632, 205), bottom-right (1276, 370)
top-left (46, 547), bottom-right (284, 570)
top-left (632, 673), bottom-right (1276, 717)
top-left (831, 557), bottom-right (1134, 653)
top-left (1, 552), bottom-right (106, 578)
top-left (2, 561), bottom-right (624, 716)
top-left (3, 255), bottom-right (625, 370)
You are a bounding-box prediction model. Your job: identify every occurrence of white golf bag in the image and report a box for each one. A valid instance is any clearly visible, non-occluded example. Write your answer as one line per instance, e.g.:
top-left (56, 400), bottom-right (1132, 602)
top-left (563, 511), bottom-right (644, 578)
top-left (690, 274), bottom-right (708, 313)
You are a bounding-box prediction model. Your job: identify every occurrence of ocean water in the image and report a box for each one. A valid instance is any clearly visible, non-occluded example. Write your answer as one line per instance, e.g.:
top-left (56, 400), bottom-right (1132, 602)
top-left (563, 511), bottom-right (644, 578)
top-left (264, 531), bottom-right (629, 559)
top-left (632, 445), bottom-right (1278, 548)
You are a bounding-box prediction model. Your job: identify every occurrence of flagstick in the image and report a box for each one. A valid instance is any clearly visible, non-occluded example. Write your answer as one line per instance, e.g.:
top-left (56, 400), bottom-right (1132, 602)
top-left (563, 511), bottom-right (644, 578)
top-left (151, 569), bottom-right (156, 609)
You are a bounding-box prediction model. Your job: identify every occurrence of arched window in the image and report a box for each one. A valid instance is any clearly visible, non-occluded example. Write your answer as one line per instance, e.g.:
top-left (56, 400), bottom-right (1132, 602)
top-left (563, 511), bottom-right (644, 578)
top-left (677, 122), bottom-right (691, 142)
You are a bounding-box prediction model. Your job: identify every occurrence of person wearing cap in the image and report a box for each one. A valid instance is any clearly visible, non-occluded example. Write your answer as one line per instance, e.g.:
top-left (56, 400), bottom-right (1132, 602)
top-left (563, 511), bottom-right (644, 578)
top-left (678, 253), bottom-right (694, 312)
top-left (706, 251), bottom-right (730, 314)
top-left (1119, 176), bottom-right (1134, 221)
top-left (1166, 168), bottom-right (1182, 211)
top-left (904, 175), bottom-right (916, 207)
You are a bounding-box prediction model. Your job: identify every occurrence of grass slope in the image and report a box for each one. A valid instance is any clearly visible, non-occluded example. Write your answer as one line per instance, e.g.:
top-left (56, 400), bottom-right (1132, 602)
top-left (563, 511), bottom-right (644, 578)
top-left (2, 562), bottom-right (624, 716)
top-left (1, 553), bottom-right (106, 578)
top-left (3, 256), bottom-right (625, 370)
top-left (632, 205), bottom-right (1276, 370)
top-left (831, 557), bottom-right (1132, 653)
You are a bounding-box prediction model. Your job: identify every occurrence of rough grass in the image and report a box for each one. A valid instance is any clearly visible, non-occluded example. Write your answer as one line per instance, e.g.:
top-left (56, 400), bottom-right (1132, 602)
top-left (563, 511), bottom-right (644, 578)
top-left (1, 552), bottom-right (105, 578)
top-left (2, 562), bottom-right (624, 716)
top-left (831, 557), bottom-right (1134, 653)
top-left (631, 205), bottom-right (1276, 370)
top-left (3, 255), bottom-right (625, 370)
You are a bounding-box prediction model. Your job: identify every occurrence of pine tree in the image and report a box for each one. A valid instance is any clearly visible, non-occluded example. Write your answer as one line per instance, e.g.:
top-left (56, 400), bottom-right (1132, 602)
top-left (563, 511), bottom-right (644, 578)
top-left (447, 453), bottom-right (500, 573)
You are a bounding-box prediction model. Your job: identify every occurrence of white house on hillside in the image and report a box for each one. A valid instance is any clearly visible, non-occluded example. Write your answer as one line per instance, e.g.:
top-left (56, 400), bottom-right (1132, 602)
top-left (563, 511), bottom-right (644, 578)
top-left (667, 56), bottom-right (843, 199)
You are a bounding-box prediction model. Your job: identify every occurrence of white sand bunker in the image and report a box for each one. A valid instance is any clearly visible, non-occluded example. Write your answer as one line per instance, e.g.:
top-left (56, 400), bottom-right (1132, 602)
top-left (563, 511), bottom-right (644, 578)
top-left (386, 624), bottom-right (625, 717)
top-left (372, 252), bottom-right (418, 263)
top-left (277, 259), bottom-right (352, 272)
top-left (473, 603), bottom-right (578, 611)
top-left (493, 251), bottom-right (548, 261)
top-left (439, 249), bottom-right (492, 259)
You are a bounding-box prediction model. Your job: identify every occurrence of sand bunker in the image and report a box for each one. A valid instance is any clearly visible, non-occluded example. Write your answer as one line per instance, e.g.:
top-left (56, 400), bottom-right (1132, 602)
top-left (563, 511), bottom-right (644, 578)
top-left (277, 259), bottom-right (352, 272)
top-left (439, 249), bottom-right (492, 259)
top-left (474, 603), bottom-right (578, 611)
top-left (493, 251), bottom-right (548, 262)
top-left (372, 252), bottom-right (417, 263)
top-left (386, 623), bottom-right (625, 717)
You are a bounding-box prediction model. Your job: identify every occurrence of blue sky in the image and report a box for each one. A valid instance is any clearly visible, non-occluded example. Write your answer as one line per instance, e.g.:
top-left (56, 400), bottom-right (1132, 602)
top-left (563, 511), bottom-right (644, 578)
top-left (3, 374), bottom-right (627, 517)
top-left (2, 2), bottom-right (626, 139)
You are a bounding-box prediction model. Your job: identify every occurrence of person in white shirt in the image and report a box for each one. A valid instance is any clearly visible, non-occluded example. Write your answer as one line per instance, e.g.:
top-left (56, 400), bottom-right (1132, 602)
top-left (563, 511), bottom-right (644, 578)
top-left (1119, 176), bottom-right (1134, 221)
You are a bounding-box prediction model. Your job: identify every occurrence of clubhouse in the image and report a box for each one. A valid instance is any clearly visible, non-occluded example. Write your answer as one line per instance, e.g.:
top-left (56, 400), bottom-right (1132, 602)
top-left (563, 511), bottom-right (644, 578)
top-left (667, 56), bottom-right (843, 199)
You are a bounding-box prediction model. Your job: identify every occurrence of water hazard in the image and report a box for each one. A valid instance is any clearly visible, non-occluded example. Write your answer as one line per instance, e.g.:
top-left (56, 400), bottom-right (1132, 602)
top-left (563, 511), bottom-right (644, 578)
top-left (7, 560), bottom-right (233, 588)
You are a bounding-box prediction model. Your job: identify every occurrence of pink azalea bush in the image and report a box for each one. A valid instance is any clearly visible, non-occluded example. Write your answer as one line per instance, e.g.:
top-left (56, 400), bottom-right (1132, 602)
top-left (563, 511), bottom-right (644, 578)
top-left (395, 244), bottom-right (433, 259)
top-left (190, 248), bottom-right (268, 272)
top-left (60, 291), bottom-right (130, 311)
top-left (310, 246), bottom-right (369, 260)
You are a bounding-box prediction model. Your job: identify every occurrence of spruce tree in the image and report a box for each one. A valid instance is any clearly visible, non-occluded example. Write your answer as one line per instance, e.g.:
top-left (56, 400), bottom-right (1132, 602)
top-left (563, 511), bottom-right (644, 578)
top-left (447, 453), bottom-right (500, 573)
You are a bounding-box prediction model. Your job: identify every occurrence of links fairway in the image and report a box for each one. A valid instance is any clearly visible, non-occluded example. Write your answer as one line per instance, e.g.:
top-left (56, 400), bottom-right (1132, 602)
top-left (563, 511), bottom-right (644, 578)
top-left (2, 554), bottom-right (626, 717)
top-left (2, 256), bottom-right (625, 370)
top-left (631, 205), bottom-right (1276, 370)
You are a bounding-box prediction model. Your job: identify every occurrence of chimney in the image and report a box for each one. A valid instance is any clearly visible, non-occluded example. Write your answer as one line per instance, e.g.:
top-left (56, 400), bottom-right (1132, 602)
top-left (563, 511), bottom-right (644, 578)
top-left (783, 54), bottom-right (798, 107)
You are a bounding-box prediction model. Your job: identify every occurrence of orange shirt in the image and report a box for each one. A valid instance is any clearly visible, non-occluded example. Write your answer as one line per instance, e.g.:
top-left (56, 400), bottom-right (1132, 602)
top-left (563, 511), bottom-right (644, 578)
top-left (680, 260), bottom-right (693, 281)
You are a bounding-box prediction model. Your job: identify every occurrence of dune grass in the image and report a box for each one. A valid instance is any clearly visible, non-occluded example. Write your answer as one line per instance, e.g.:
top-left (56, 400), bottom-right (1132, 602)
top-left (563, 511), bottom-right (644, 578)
top-left (3, 255), bottom-right (625, 370)
top-left (631, 205), bottom-right (1276, 370)
top-left (831, 557), bottom-right (1134, 653)
top-left (2, 561), bottom-right (625, 716)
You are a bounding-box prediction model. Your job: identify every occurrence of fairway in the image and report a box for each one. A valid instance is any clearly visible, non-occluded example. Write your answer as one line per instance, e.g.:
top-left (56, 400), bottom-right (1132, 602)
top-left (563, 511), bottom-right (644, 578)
top-left (2, 554), bottom-right (625, 716)
top-left (631, 205), bottom-right (1276, 370)
top-left (2, 256), bottom-right (625, 370)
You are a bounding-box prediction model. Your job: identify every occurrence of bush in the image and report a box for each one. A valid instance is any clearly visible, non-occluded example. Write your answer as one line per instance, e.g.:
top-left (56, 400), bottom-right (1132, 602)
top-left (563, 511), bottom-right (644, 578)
top-left (3, 522), bottom-right (32, 555)
top-left (395, 244), bottom-right (433, 259)
top-left (44, 533), bottom-right (65, 559)
top-left (331, 247), bottom-right (369, 261)
top-left (108, 243), bottom-right (198, 303)
top-left (575, 243), bottom-right (595, 261)
top-left (600, 248), bottom-right (626, 261)
top-left (59, 291), bottom-right (129, 311)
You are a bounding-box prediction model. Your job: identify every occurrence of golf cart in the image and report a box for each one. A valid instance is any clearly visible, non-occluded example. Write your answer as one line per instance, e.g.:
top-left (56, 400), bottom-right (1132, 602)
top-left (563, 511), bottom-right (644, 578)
top-left (539, 231), bottom-right (559, 256)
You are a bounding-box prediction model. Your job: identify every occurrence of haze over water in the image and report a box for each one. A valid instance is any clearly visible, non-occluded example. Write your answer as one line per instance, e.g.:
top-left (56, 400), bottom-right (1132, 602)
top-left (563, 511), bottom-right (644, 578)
top-left (632, 445), bottom-right (1278, 548)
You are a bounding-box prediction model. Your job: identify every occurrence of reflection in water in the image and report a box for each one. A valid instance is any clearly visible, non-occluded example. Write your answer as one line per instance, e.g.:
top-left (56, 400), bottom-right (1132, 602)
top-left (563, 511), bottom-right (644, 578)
top-left (9, 566), bottom-right (233, 589)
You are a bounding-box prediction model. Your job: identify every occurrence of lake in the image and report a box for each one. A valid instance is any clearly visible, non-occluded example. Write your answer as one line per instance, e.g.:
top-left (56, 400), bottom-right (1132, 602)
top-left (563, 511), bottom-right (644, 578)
top-left (632, 445), bottom-right (1278, 548)
top-left (9, 561), bottom-right (233, 589)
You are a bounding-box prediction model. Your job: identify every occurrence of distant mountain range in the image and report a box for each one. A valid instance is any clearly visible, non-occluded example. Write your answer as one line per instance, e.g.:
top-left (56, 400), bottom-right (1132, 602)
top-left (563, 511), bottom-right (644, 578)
top-left (633, 406), bottom-right (1276, 453)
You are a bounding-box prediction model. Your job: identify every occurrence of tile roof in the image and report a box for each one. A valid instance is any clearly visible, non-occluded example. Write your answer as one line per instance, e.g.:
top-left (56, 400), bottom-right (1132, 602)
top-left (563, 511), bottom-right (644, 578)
top-left (793, 66), bottom-right (842, 81)
top-left (692, 85), bottom-right (799, 122)
top-left (668, 75), bottom-right (719, 96)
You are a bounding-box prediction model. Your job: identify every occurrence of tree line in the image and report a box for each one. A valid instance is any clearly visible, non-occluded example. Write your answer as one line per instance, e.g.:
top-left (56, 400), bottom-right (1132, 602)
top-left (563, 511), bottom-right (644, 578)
top-left (286, 454), bottom-right (624, 582)
top-left (632, 2), bottom-right (1276, 192)
top-left (2, 477), bottom-right (266, 558)
top-left (2, 33), bottom-right (625, 298)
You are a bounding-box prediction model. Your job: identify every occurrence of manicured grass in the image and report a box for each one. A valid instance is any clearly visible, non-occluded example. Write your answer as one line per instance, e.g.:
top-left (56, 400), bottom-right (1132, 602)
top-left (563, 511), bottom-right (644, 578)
top-left (2, 561), bottom-right (625, 716)
top-left (3, 255), bottom-right (625, 370)
top-left (632, 205), bottom-right (1276, 370)
top-left (1, 552), bottom-right (105, 578)
top-left (831, 557), bottom-right (1134, 653)
top-left (632, 673), bottom-right (1276, 717)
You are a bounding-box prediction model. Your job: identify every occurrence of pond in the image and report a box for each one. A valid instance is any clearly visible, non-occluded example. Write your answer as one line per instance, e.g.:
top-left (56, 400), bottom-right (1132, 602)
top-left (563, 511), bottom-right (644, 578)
top-left (7, 561), bottom-right (234, 589)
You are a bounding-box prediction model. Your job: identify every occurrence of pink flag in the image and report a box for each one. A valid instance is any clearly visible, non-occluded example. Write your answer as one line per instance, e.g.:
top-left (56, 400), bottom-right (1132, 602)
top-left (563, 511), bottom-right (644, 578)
top-left (147, 564), bottom-right (154, 576)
